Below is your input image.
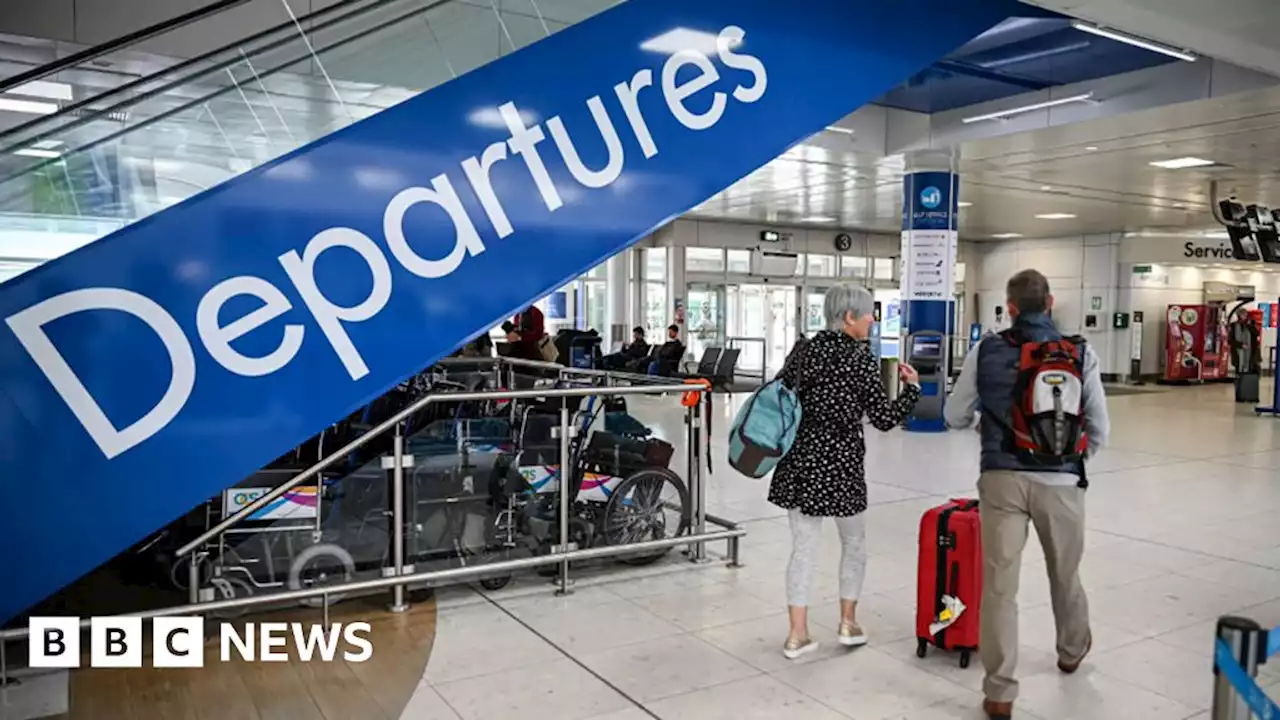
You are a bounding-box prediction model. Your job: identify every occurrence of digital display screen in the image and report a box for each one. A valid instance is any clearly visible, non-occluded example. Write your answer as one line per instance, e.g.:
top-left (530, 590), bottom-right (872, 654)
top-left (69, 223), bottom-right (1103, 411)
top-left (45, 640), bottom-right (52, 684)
top-left (911, 337), bottom-right (942, 359)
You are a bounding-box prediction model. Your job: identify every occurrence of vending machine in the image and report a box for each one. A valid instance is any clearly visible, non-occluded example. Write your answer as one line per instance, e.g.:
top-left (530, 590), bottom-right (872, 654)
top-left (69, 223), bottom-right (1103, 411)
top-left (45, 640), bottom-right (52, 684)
top-left (1162, 283), bottom-right (1250, 383)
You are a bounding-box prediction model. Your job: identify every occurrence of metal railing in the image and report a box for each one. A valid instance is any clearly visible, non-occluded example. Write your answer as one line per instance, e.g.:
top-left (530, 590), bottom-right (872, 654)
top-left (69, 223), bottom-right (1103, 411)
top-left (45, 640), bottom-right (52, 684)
top-left (0, 357), bottom-right (742, 683)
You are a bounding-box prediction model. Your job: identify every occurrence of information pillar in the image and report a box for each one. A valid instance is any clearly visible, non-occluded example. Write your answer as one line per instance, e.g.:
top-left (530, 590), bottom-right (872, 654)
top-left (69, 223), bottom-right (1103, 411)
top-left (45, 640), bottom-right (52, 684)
top-left (900, 170), bottom-right (959, 432)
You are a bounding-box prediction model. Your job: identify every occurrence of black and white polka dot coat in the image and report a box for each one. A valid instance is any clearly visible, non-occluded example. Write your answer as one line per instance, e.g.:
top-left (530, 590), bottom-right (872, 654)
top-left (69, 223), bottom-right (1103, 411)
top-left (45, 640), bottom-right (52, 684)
top-left (768, 330), bottom-right (921, 517)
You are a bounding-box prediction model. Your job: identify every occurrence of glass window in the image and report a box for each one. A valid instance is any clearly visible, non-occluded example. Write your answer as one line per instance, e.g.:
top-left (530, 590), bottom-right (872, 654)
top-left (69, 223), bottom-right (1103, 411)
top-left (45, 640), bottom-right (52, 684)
top-left (644, 281), bottom-right (667, 338)
top-left (873, 257), bottom-right (895, 280)
top-left (806, 254), bottom-right (836, 277)
top-left (583, 261), bottom-right (607, 280)
top-left (727, 249), bottom-right (750, 274)
top-left (839, 255), bottom-right (868, 279)
top-left (644, 247), bottom-right (667, 280)
top-left (685, 247), bottom-right (724, 273)
top-left (584, 280), bottom-right (606, 334)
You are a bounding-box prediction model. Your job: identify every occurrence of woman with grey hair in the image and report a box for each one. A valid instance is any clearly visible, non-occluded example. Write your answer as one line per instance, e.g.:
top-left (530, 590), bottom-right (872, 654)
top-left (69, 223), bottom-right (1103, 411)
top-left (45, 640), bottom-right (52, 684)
top-left (770, 284), bottom-right (921, 659)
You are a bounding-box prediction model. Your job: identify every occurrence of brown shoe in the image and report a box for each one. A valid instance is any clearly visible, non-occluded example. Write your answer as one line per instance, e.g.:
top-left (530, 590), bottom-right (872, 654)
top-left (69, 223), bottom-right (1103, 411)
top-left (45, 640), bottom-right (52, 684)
top-left (1058, 636), bottom-right (1093, 674)
top-left (983, 699), bottom-right (1013, 719)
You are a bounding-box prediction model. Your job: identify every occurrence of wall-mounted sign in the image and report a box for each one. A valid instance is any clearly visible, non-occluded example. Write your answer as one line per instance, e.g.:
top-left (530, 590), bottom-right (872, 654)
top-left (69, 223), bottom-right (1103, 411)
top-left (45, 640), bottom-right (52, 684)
top-left (1132, 264), bottom-right (1153, 274)
top-left (760, 230), bottom-right (782, 242)
top-left (1091, 296), bottom-right (1103, 311)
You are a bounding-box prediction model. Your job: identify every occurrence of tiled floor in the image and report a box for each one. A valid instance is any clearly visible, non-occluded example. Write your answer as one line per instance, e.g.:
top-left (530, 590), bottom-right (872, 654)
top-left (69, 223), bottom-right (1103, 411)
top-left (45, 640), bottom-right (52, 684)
top-left (402, 384), bottom-right (1280, 720)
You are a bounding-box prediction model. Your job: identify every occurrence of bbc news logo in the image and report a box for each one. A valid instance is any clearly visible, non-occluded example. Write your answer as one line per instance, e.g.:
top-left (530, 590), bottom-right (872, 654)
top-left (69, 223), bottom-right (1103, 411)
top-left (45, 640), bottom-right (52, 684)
top-left (29, 617), bottom-right (373, 668)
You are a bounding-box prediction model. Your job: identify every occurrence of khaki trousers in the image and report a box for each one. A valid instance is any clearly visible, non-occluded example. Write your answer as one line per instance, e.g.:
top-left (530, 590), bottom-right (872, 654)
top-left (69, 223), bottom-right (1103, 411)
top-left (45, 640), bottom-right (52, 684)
top-left (978, 470), bottom-right (1091, 703)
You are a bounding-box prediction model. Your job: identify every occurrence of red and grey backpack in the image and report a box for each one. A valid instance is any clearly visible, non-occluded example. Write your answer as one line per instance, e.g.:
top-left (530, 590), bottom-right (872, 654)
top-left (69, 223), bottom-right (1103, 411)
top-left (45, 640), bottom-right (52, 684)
top-left (997, 329), bottom-right (1090, 488)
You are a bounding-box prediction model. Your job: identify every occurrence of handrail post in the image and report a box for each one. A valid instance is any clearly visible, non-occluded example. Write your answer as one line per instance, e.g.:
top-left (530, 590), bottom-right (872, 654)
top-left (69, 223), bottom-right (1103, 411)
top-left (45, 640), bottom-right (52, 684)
top-left (687, 402), bottom-right (708, 564)
top-left (556, 400), bottom-right (574, 596)
top-left (1213, 616), bottom-right (1265, 720)
top-left (388, 423), bottom-right (409, 613)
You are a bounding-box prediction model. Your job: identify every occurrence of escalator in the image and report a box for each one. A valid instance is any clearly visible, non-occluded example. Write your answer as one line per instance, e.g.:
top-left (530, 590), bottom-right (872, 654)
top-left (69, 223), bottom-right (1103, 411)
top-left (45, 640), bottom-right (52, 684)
top-left (0, 0), bottom-right (1029, 624)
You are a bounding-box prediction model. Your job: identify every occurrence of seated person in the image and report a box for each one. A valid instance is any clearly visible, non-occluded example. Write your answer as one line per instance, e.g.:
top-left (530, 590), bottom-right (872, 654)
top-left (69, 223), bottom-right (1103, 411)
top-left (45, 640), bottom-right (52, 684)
top-left (648, 324), bottom-right (686, 376)
top-left (604, 327), bottom-right (651, 370)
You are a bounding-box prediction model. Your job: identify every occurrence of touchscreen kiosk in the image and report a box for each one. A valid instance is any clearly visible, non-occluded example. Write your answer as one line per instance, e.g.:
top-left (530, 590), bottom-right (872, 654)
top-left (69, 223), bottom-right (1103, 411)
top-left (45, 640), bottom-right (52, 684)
top-left (904, 330), bottom-right (946, 423)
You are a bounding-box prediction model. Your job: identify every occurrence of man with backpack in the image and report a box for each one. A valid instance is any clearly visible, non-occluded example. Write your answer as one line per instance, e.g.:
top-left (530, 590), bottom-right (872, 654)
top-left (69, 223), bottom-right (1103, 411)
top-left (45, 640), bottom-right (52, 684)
top-left (944, 269), bottom-right (1110, 720)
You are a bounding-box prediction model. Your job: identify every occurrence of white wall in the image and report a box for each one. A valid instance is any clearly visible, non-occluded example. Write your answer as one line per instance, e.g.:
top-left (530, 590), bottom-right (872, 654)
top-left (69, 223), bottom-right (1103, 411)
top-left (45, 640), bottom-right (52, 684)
top-left (971, 234), bottom-right (1125, 374)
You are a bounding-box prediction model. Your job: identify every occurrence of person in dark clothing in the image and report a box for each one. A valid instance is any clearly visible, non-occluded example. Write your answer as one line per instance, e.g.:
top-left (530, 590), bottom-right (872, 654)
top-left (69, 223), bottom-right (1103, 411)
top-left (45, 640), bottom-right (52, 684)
top-left (510, 305), bottom-right (546, 361)
top-left (604, 327), bottom-right (650, 370)
top-left (649, 324), bottom-right (686, 376)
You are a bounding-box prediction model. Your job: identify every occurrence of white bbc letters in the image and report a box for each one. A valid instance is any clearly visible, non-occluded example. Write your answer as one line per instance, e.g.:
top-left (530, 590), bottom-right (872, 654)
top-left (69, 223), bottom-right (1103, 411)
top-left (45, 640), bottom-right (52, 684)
top-left (91, 617), bottom-right (142, 668)
top-left (6, 24), bottom-right (771, 459)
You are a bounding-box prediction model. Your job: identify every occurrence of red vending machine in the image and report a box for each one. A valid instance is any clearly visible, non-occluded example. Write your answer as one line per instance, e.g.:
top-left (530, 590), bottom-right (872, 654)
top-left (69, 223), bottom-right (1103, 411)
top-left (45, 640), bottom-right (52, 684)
top-left (1163, 284), bottom-right (1241, 382)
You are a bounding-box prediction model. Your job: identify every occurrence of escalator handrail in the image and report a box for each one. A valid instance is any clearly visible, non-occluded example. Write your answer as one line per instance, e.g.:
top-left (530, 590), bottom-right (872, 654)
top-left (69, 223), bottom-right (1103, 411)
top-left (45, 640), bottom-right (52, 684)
top-left (0, 0), bottom-right (253, 96)
top-left (0, 0), bottom-right (448, 191)
top-left (0, 0), bottom-right (396, 153)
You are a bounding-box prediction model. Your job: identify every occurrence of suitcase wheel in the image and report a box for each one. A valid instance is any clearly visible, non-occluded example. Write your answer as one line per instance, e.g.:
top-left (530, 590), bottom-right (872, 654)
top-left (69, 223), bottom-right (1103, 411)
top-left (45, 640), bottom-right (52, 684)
top-left (959, 650), bottom-right (971, 669)
top-left (916, 638), bottom-right (928, 659)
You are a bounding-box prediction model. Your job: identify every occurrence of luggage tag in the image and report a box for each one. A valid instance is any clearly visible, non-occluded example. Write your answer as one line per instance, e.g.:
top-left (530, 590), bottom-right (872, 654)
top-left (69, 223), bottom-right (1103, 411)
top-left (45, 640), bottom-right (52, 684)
top-left (929, 595), bottom-right (967, 637)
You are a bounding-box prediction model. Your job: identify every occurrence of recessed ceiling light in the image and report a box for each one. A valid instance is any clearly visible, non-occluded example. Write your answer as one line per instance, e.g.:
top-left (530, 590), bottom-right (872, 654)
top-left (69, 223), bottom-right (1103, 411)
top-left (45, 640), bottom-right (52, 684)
top-left (961, 92), bottom-right (1095, 124)
top-left (0, 98), bottom-right (58, 115)
top-left (1150, 157), bottom-right (1216, 169)
top-left (14, 147), bottom-right (61, 159)
top-left (640, 27), bottom-right (738, 55)
top-left (1070, 21), bottom-right (1198, 62)
top-left (1035, 213), bottom-right (1076, 219)
top-left (1202, 230), bottom-right (1230, 239)
top-left (8, 80), bottom-right (72, 102)
top-left (1039, 185), bottom-right (1053, 191)
top-left (958, 202), bottom-right (973, 208)
top-left (991, 233), bottom-right (1024, 239)
top-left (824, 126), bottom-right (854, 135)
top-left (800, 215), bottom-right (836, 223)
top-left (1085, 146), bottom-right (1099, 151)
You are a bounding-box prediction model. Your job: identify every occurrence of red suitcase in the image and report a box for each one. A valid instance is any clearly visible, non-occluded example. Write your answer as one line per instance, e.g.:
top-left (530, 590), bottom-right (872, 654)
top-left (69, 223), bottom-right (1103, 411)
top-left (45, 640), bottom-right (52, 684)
top-left (915, 498), bottom-right (982, 668)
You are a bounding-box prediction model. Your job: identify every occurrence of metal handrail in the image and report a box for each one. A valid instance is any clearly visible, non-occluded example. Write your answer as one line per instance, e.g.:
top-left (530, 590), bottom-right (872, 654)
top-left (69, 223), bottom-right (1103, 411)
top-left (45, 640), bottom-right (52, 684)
top-left (0, 526), bottom-right (744, 641)
top-left (0, 0), bottom-right (449, 179)
top-left (0, 0), bottom-right (394, 152)
top-left (175, 381), bottom-right (708, 558)
top-left (0, 0), bottom-right (253, 95)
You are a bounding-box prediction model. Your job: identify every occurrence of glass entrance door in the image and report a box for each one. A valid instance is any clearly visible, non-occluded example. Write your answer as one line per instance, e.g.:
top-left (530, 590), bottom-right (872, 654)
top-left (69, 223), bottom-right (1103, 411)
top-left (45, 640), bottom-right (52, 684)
top-left (727, 284), bottom-right (798, 377)
top-left (686, 284), bottom-right (725, 362)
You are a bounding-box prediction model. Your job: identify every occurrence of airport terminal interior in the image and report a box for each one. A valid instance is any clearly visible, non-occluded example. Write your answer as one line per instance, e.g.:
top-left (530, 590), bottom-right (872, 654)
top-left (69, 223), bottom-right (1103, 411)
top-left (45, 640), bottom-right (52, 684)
top-left (5, 0), bottom-right (1280, 719)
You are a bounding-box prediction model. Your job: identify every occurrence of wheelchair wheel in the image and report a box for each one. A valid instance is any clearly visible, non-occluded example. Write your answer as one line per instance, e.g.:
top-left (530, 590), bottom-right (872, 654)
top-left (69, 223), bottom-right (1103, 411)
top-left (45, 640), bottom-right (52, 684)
top-left (288, 543), bottom-right (356, 608)
top-left (479, 575), bottom-right (512, 591)
top-left (206, 575), bottom-right (255, 619)
top-left (600, 468), bottom-right (690, 566)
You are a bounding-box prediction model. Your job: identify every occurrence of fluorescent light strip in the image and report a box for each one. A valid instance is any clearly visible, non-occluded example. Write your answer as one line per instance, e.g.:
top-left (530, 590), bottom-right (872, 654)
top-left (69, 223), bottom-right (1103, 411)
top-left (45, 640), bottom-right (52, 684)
top-left (800, 215), bottom-right (836, 223)
top-left (0, 98), bottom-right (58, 115)
top-left (961, 92), bottom-right (1095, 124)
top-left (1035, 213), bottom-right (1076, 219)
top-left (1070, 21), bottom-right (1197, 62)
top-left (15, 148), bottom-right (61, 159)
top-left (958, 202), bottom-right (973, 207)
top-left (991, 233), bottom-right (1023, 239)
top-left (1149, 156), bottom-right (1215, 169)
top-left (824, 126), bottom-right (855, 135)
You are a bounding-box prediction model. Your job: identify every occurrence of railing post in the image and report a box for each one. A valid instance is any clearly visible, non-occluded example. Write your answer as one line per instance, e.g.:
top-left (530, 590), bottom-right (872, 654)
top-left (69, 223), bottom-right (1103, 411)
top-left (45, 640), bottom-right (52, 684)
top-left (686, 402), bottom-right (708, 564)
top-left (556, 400), bottom-right (574, 596)
top-left (388, 422), bottom-right (409, 613)
top-left (1213, 616), bottom-right (1265, 720)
